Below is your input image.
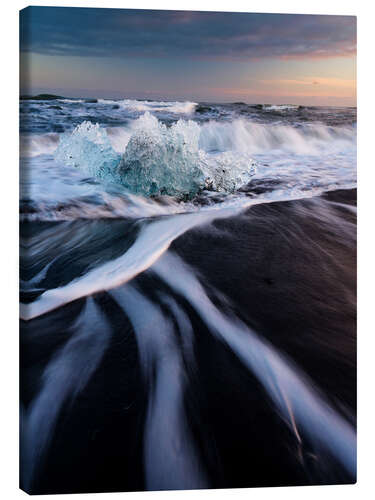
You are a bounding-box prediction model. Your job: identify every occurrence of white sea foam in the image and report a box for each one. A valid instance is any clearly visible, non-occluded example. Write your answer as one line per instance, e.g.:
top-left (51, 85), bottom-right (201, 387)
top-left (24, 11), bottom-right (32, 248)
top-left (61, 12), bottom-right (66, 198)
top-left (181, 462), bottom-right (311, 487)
top-left (98, 98), bottom-right (197, 114)
top-left (199, 119), bottom-right (355, 156)
top-left (262, 104), bottom-right (299, 111)
top-left (58, 99), bottom-right (85, 104)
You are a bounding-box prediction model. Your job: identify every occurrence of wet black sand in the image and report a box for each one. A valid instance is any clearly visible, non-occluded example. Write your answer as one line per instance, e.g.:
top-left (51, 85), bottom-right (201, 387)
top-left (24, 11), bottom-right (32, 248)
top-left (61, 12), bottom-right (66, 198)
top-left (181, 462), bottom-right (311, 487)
top-left (20, 189), bottom-right (356, 494)
top-left (173, 189), bottom-right (357, 413)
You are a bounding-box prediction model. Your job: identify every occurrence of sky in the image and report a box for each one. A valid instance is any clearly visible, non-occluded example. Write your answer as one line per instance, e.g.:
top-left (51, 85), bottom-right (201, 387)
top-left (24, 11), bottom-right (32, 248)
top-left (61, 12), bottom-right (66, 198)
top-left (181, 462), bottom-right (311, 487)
top-left (20, 7), bottom-right (356, 106)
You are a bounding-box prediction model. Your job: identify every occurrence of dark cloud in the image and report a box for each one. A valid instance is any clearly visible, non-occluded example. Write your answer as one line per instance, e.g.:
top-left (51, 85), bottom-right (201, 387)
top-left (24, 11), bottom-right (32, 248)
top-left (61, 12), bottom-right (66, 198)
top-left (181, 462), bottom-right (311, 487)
top-left (20, 7), bottom-right (356, 60)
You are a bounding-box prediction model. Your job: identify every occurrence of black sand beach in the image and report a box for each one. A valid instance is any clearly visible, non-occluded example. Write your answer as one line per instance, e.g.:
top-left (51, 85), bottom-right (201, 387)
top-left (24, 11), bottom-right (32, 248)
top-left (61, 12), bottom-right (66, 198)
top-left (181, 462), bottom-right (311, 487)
top-left (20, 189), bottom-right (356, 494)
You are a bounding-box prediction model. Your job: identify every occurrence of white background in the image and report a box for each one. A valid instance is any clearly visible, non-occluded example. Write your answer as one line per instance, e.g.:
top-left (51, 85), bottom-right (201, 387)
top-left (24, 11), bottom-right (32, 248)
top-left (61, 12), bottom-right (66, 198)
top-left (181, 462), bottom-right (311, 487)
top-left (1, 1), bottom-right (373, 498)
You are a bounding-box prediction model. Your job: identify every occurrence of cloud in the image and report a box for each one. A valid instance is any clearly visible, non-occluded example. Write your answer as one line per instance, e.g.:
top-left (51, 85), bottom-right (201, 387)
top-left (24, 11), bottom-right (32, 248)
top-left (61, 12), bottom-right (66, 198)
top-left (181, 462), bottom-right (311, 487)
top-left (20, 7), bottom-right (356, 61)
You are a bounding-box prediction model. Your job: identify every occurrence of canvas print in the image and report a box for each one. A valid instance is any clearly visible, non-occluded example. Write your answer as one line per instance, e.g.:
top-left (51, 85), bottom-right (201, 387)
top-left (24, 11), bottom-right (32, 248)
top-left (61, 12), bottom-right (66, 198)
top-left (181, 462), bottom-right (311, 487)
top-left (19, 7), bottom-right (357, 494)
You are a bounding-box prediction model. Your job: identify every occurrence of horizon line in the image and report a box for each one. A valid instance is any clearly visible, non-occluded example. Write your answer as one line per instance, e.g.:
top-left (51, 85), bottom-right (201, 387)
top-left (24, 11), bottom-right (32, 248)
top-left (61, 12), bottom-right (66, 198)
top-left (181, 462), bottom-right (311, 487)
top-left (19, 89), bottom-right (357, 108)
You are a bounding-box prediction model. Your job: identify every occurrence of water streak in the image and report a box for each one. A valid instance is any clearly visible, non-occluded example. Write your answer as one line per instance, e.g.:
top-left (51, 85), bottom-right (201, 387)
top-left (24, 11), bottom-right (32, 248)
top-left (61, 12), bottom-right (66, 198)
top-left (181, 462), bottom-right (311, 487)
top-left (110, 286), bottom-right (208, 490)
top-left (20, 201), bottom-right (254, 320)
top-left (152, 252), bottom-right (356, 478)
top-left (21, 299), bottom-right (112, 491)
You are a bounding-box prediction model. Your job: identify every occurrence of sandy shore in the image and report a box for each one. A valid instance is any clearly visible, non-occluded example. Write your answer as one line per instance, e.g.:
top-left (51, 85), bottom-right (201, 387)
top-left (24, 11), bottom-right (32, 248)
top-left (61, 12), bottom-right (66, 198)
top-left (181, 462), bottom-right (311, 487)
top-left (173, 188), bottom-right (357, 413)
top-left (20, 188), bottom-right (357, 493)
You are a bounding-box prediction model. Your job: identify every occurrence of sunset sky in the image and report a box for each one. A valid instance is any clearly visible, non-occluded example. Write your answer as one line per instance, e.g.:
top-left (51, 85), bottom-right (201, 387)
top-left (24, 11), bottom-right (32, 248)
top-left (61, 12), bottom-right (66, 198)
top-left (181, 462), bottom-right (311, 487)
top-left (20, 7), bottom-right (356, 106)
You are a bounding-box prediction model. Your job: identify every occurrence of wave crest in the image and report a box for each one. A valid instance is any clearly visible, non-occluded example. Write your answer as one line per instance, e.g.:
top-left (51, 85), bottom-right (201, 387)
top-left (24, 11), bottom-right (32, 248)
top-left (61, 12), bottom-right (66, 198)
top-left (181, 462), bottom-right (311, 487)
top-left (199, 119), bottom-right (355, 156)
top-left (98, 98), bottom-right (197, 115)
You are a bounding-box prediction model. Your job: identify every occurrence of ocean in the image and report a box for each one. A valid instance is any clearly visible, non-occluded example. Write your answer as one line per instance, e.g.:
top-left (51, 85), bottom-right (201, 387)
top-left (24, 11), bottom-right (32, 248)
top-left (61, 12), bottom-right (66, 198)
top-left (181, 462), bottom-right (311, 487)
top-left (20, 97), bottom-right (357, 493)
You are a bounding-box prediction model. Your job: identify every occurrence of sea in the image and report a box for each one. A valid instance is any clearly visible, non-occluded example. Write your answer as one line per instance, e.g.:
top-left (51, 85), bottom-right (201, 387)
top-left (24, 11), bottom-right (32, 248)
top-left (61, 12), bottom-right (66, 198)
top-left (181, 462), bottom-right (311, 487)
top-left (20, 97), bottom-right (357, 493)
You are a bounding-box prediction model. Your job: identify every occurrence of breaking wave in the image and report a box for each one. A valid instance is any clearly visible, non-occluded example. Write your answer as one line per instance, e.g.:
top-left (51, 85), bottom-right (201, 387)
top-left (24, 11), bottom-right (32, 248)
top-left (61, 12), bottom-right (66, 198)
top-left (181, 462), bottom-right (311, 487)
top-left (98, 98), bottom-right (197, 115)
top-left (20, 110), bottom-right (356, 212)
top-left (58, 98), bottom-right (86, 104)
top-left (23, 115), bottom-right (356, 160)
top-left (198, 119), bottom-right (355, 156)
top-left (262, 104), bottom-right (300, 112)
